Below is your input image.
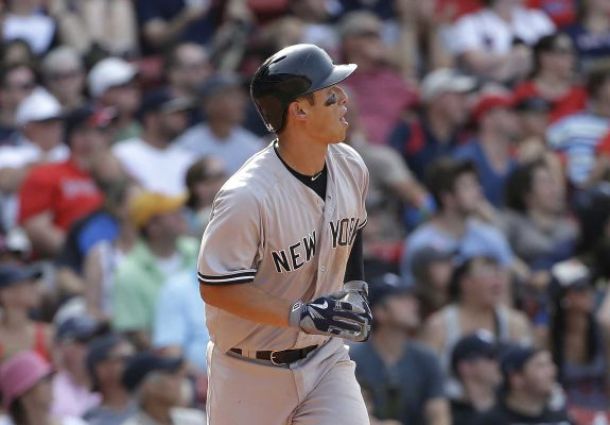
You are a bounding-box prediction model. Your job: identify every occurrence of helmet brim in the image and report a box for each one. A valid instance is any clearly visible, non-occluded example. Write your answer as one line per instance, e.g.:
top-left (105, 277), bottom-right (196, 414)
top-left (307, 63), bottom-right (357, 94)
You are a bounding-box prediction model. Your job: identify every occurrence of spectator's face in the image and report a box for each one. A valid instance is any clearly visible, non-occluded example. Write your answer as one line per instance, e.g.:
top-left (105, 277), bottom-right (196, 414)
top-left (292, 0), bottom-right (330, 21)
top-left (159, 109), bottom-right (189, 141)
top-left (452, 172), bottom-right (482, 216)
top-left (588, 0), bottom-right (610, 14)
top-left (382, 294), bottom-right (420, 330)
top-left (96, 342), bottom-right (135, 388)
top-left (150, 210), bottom-right (187, 240)
top-left (18, 375), bottom-right (53, 413)
top-left (1, 67), bottom-right (35, 111)
top-left (527, 166), bottom-right (563, 214)
top-left (437, 92), bottom-right (470, 125)
top-left (564, 287), bottom-right (595, 314)
top-left (170, 45), bottom-right (212, 92)
top-left (102, 82), bottom-right (141, 115)
top-left (518, 351), bottom-right (557, 398)
top-left (343, 23), bottom-right (385, 64)
top-left (463, 356), bottom-right (502, 387)
top-left (540, 49), bottom-right (575, 80)
top-left (424, 259), bottom-right (453, 292)
top-left (0, 279), bottom-right (42, 310)
top-left (463, 258), bottom-right (504, 307)
top-left (70, 127), bottom-right (110, 159)
top-left (59, 341), bottom-right (89, 375)
top-left (191, 160), bottom-right (227, 209)
top-left (594, 79), bottom-right (610, 108)
top-left (144, 367), bottom-right (189, 407)
top-left (45, 63), bottom-right (84, 104)
top-left (518, 110), bottom-right (549, 138)
top-left (24, 119), bottom-right (63, 149)
top-left (486, 107), bottom-right (520, 139)
top-left (205, 87), bottom-right (247, 126)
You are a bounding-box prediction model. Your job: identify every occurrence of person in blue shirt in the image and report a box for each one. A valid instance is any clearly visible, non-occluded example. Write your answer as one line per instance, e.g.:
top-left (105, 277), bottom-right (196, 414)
top-left (152, 270), bottom-right (209, 372)
top-left (402, 158), bottom-right (514, 284)
top-left (453, 91), bottom-right (519, 208)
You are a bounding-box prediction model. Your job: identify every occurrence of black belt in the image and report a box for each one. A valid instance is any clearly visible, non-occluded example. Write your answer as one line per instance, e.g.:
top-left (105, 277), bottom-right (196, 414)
top-left (229, 345), bottom-right (318, 365)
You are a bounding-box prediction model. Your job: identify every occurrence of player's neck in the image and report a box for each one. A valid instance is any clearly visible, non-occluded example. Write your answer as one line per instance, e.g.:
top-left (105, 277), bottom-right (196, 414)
top-left (276, 136), bottom-right (328, 176)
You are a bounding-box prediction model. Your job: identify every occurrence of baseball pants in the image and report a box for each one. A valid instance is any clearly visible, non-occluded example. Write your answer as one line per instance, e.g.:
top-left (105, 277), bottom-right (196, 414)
top-left (206, 337), bottom-right (370, 425)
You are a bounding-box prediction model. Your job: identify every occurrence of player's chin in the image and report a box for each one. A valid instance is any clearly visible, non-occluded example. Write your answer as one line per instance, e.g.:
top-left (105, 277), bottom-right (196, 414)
top-left (328, 128), bottom-right (348, 144)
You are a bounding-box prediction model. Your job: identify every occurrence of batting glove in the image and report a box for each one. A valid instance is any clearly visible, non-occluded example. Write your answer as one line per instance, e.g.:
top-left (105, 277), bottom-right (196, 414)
top-left (289, 293), bottom-right (370, 342)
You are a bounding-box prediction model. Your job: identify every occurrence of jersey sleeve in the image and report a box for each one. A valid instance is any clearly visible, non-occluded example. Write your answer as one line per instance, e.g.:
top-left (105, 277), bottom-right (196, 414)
top-left (197, 185), bottom-right (262, 285)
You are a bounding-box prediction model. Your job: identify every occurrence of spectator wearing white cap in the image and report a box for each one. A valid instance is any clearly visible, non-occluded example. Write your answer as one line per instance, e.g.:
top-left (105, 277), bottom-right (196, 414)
top-left (388, 68), bottom-right (476, 181)
top-left (41, 46), bottom-right (87, 113)
top-left (88, 57), bottom-right (142, 143)
top-left (0, 88), bottom-right (67, 230)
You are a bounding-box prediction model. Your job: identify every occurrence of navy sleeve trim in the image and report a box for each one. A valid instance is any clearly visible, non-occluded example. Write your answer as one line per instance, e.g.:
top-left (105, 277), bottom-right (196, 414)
top-left (197, 270), bottom-right (256, 285)
top-left (358, 217), bottom-right (367, 229)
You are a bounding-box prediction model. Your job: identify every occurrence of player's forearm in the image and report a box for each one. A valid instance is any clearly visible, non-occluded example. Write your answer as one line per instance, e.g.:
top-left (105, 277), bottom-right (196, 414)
top-left (200, 283), bottom-right (293, 328)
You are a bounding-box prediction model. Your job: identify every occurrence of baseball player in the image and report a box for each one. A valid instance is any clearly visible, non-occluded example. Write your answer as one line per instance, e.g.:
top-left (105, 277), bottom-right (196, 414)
top-left (198, 44), bottom-right (372, 425)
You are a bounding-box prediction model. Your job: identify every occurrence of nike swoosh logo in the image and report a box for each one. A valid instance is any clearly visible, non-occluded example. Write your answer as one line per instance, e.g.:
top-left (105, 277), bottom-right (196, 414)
top-left (310, 300), bottom-right (328, 310)
top-left (311, 172), bottom-right (322, 181)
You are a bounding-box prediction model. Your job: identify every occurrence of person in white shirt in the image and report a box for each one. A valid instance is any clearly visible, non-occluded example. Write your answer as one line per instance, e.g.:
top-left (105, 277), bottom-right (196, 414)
top-left (175, 73), bottom-right (263, 175)
top-left (449, 0), bottom-right (555, 82)
top-left (113, 90), bottom-right (194, 196)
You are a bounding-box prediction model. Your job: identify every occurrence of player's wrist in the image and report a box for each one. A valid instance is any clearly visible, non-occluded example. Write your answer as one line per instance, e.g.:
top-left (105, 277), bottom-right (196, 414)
top-left (288, 301), bottom-right (305, 328)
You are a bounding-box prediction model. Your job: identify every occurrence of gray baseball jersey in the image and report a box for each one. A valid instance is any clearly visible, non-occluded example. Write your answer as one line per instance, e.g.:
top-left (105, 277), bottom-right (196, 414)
top-left (197, 141), bottom-right (368, 353)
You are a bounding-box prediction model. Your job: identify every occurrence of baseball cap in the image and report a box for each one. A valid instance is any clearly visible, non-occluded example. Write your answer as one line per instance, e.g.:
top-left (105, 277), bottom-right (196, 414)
top-left (472, 92), bottom-right (514, 122)
top-left (0, 351), bottom-right (52, 409)
top-left (56, 315), bottom-right (107, 343)
top-left (500, 344), bottom-right (540, 381)
top-left (15, 88), bottom-right (62, 126)
top-left (128, 191), bottom-right (186, 229)
top-left (64, 105), bottom-right (116, 141)
top-left (513, 96), bottom-right (551, 113)
top-left (534, 33), bottom-right (574, 56)
top-left (199, 73), bottom-right (243, 99)
top-left (421, 68), bottom-right (477, 103)
top-left (0, 264), bottom-right (42, 290)
top-left (122, 351), bottom-right (183, 392)
top-left (86, 333), bottom-right (131, 388)
top-left (550, 260), bottom-right (592, 297)
top-left (451, 330), bottom-right (498, 376)
top-left (88, 57), bottom-right (138, 98)
top-left (368, 273), bottom-right (414, 308)
top-left (138, 89), bottom-right (193, 119)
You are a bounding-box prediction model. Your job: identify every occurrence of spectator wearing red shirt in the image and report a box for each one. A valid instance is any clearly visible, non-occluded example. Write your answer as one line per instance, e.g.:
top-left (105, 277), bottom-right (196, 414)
top-left (18, 107), bottom-right (112, 258)
top-left (339, 11), bottom-right (418, 145)
top-left (514, 33), bottom-right (587, 123)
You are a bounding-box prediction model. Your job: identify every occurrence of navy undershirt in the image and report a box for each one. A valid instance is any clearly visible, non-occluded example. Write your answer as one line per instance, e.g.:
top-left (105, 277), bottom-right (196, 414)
top-left (274, 144), bottom-right (364, 281)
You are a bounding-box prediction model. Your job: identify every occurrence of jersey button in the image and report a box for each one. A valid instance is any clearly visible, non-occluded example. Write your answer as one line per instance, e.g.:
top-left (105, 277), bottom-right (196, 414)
top-left (320, 266), bottom-right (326, 272)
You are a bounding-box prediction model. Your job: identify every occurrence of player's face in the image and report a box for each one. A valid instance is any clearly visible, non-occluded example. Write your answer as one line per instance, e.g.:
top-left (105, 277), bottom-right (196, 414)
top-left (303, 85), bottom-right (350, 144)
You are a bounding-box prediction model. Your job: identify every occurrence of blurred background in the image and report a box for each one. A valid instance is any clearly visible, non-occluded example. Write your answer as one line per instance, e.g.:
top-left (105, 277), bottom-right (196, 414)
top-left (1, 0), bottom-right (610, 424)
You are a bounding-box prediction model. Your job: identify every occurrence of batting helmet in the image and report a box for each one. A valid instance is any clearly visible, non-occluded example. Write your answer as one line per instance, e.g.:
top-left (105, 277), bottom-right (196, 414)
top-left (250, 44), bottom-right (357, 133)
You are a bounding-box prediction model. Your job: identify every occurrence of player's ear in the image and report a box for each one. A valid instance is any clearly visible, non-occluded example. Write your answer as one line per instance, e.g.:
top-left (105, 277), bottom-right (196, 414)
top-left (287, 101), bottom-right (308, 123)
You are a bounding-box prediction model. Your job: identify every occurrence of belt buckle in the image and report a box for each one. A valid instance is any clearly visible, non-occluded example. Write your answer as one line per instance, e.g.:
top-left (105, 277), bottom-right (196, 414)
top-left (270, 350), bottom-right (283, 366)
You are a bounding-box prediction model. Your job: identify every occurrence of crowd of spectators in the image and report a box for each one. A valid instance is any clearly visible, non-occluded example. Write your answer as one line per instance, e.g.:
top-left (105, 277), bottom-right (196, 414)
top-left (1, 0), bottom-right (610, 424)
